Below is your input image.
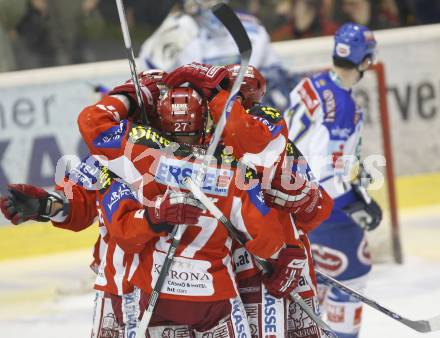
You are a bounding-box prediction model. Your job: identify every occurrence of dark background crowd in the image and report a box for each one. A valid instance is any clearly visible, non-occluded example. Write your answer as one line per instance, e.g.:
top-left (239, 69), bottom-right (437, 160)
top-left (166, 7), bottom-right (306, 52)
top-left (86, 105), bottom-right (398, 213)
top-left (1, 0), bottom-right (439, 73)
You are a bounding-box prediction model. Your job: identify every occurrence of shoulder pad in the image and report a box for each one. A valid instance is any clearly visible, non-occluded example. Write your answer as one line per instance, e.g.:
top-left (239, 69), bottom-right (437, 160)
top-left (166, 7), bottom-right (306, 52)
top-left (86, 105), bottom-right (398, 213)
top-left (248, 105), bottom-right (283, 124)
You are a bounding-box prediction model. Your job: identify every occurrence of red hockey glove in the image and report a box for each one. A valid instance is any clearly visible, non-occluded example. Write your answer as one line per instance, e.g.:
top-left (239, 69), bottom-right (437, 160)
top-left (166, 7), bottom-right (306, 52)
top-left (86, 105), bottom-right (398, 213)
top-left (0, 184), bottom-right (68, 225)
top-left (108, 74), bottom-right (160, 120)
top-left (146, 192), bottom-right (205, 233)
top-left (263, 246), bottom-right (307, 298)
top-left (163, 62), bottom-right (229, 98)
top-left (264, 170), bottom-right (322, 219)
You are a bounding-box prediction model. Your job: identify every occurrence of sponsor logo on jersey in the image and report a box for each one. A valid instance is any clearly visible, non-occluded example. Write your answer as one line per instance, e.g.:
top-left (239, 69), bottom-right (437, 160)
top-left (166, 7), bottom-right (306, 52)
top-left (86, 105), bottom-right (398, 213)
top-left (323, 89), bottom-right (336, 122)
top-left (247, 184), bottom-right (270, 216)
top-left (68, 157), bottom-right (100, 189)
top-left (93, 120), bottom-right (127, 149)
top-left (252, 116), bottom-right (283, 136)
top-left (233, 247), bottom-right (254, 273)
top-left (128, 124), bottom-right (174, 149)
top-left (263, 288), bottom-right (284, 337)
top-left (102, 182), bottom-right (137, 222)
top-left (231, 298), bottom-right (248, 338)
top-left (299, 79), bottom-right (320, 116)
top-left (98, 166), bottom-right (114, 190)
top-left (155, 156), bottom-right (233, 196)
top-left (311, 245), bottom-right (348, 277)
top-left (330, 127), bottom-right (353, 139)
top-left (152, 253), bottom-right (214, 297)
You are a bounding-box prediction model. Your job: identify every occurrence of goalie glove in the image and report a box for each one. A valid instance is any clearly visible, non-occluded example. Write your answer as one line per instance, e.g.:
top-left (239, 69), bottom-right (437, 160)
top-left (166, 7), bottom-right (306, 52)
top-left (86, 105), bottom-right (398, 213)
top-left (263, 245), bottom-right (307, 299)
top-left (145, 192), bottom-right (206, 233)
top-left (342, 184), bottom-right (382, 231)
top-left (163, 62), bottom-right (229, 99)
top-left (0, 184), bottom-right (69, 225)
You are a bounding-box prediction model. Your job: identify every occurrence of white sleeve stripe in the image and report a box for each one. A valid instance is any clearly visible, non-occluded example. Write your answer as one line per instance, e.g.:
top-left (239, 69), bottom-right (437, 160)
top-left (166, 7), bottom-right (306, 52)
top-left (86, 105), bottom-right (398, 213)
top-left (110, 94), bottom-right (131, 112)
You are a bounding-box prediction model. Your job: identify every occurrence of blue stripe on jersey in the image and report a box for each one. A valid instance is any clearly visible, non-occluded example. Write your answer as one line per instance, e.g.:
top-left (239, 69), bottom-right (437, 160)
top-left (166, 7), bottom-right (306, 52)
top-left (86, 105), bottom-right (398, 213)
top-left (102, 181), bottom-right (137, 222)
top-left (93, 120), bottom-right (127, 149)
top-left (247, 184), bottom-right (270, 216)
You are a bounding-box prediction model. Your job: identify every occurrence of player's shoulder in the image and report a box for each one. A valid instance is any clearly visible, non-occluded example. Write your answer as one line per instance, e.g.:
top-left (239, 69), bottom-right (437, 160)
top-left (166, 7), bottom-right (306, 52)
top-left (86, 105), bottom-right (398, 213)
top-left (248, 105), bottom-right (283, 124)
top-left (162, 12), bottom-right (198, 30)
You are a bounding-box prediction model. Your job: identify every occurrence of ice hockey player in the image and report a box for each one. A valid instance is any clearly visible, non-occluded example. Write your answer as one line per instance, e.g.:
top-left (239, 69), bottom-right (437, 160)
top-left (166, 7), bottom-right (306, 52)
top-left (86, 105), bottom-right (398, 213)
top-left (0, 71), bottom-right (205, 338)
top-left (163, 61), bottom-right (335, 337)
top-left (76, 67), bottom-right (313, 336)
top-left (284, 22), bottom-right (383, 338)
top-left (138, 0), bottom-right (297, 111)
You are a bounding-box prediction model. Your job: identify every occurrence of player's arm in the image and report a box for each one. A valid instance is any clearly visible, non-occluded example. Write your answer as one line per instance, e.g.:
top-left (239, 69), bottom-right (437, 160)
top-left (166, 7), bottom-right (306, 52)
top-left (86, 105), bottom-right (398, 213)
top-left (102, 185), bottom-right (205, 254)
top-left (77, 76), bottom-right (160, 161)
top-left (230, 182), bottom-right (285, 259)
top-left (209, 90), bottom-right (287, 167)
top-left (264, 140), bottom-right (334, 233)
top-left (0, 183), bottom-right (96, 232)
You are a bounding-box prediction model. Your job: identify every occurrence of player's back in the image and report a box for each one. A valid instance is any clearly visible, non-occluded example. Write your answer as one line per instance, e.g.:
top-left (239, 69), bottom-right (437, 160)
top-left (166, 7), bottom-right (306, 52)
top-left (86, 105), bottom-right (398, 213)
top-left (129, 144), bottom-right (285, 302)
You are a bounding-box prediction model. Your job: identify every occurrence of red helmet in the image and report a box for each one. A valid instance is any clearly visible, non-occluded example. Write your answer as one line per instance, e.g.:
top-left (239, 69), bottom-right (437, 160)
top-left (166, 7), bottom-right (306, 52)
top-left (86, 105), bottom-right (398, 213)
top-left (226, 64), bottom-right (266, 109)
top-left (158, 87), bottom-right (207, 139)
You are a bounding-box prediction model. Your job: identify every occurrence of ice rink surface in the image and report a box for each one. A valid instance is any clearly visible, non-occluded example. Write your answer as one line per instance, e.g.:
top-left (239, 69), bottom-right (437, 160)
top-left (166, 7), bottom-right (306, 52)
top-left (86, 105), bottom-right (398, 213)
top-left (1, 208), bottom-right (439, 338)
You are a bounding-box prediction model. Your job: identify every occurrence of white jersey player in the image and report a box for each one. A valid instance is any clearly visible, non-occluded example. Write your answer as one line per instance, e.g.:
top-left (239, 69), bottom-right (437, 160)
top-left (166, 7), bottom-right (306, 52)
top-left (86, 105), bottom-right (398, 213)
top-left (138, 0), bottom-right (297, 111)
top-left (284, 23), bottom-right (382, 338)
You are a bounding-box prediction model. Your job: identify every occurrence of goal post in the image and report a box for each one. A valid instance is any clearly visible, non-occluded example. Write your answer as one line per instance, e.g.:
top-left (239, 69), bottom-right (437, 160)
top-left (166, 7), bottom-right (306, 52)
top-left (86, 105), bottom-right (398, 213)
top-left (353, 61), bottom-right (403, 264)
top-left (374, 62), bottom-right (403, 264)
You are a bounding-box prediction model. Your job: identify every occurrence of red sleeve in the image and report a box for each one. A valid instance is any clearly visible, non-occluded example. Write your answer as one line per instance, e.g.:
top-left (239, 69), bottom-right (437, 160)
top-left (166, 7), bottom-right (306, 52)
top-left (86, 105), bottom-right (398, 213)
top-left (296, 188), bottom-right (334, 233)
top-left (209, 90), bottom-right (285, 160)
top-left (103, 195), bottom-right (164, 254)
top-left (233, 185), bottom-right (285, 259)
top-left (77, 95), bottom-right (132, 161)
top-left (51, 184), bottom-right (97, 232)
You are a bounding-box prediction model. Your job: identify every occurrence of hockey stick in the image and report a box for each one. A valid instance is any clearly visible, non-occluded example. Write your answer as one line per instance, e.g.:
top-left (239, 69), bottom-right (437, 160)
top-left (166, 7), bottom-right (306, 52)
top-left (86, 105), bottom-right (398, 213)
top-left (315, 269), bottom-right (440, 333)
top-left (135, 4), bottom-right (252, 336)
top-left (115, 0), bottom-right (149, 124)
top-left (184, 177), bottom-right (338, 338)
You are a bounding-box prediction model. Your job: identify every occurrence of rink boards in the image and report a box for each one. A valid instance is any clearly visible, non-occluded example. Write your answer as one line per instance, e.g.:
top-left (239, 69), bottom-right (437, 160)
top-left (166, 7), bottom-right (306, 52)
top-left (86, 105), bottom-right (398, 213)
top-left (1, 24), bottom-right (440, 260)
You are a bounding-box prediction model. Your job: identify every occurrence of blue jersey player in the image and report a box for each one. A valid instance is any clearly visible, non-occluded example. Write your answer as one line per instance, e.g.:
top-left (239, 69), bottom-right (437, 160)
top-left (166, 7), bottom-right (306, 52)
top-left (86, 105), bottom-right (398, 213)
top-left (137, 0), bottom-right (298, 111)
top-left (284, 23), bottom-right (382, 338)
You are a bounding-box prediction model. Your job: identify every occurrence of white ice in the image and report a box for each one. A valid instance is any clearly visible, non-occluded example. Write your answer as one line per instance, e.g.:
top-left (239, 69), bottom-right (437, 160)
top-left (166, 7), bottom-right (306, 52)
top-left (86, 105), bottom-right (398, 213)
top-left (1, 207), bottom-right (439, 338)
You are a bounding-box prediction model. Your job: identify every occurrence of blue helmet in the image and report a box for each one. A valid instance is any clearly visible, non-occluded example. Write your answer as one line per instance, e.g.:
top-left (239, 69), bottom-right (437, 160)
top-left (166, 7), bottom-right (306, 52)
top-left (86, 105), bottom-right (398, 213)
top-left (333, 22), bottom-right (377, 65)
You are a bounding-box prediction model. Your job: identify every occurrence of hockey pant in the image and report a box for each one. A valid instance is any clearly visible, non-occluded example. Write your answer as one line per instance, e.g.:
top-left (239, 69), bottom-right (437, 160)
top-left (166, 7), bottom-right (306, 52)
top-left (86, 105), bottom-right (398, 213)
top-left (91, 289), bottom-right (252, 337)
top-left (310, 221), bottom-right (371, 338)
top-left (239, 274), bottom-right (322, 338)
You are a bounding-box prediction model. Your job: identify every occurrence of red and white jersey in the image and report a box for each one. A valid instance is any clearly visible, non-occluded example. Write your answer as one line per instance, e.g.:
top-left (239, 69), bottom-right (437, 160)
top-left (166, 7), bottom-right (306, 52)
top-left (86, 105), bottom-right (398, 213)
top-left (52, 159), bottom-right (164, 296)
top-left (77, 95), bottom-right (287, 302)
top-left (209, 90), bottom-right (288, 173)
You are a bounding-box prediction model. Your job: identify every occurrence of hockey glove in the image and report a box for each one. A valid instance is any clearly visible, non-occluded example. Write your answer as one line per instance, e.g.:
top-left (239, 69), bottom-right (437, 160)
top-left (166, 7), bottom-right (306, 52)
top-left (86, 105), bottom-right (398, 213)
top-left (163, 62), bottom-right (229, 99)
top-left (263, 246), bottom-right (307, 298)
top-left (342, 184), bottom-right (382, 231)
top-left (0, 184), bottom-right (69, 225)
top-left (145, 192), bottom-right (206, 233)
top-left (108, 73), bottom-right (160, 120)
top-left (264, 170), bottom-right (322, 221)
